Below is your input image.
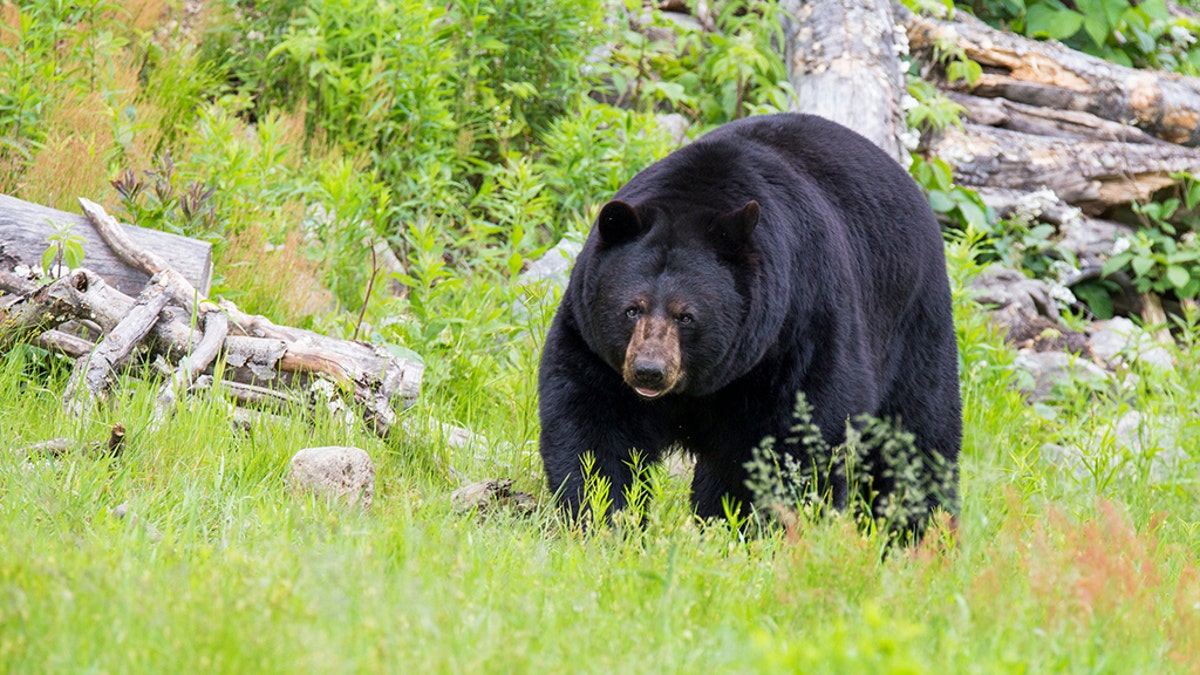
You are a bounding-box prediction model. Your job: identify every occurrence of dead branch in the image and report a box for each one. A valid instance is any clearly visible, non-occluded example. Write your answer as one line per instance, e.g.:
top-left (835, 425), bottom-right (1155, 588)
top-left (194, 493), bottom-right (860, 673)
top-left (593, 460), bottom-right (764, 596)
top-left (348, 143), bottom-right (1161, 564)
top-left (947, 91), bottom-right (1170, 145)
top-left (63, 279), bottom-right (171, 416)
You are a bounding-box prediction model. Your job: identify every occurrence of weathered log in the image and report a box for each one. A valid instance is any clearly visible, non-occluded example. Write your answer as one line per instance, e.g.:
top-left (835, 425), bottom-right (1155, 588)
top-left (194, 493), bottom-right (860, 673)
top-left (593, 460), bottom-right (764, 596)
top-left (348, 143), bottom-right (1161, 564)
top-left (20, 423), bottom-right (125, 459)
top-left (904, 9), bottom-right (1200, 146)
top-left (781, 0), bottom-right (908, 161)
top-left (63, 279), bottom-right (172, 416)
top-left (0, 193), bottom-right (212, 297)
top-left (947, 92), bottom-right (1170, 145)
top-left (2, 267), bottom-right (424, 436)
top-left (929, 122), bottom-right (1200, 213)
top-left (156, 310), bottom-right (228, 414)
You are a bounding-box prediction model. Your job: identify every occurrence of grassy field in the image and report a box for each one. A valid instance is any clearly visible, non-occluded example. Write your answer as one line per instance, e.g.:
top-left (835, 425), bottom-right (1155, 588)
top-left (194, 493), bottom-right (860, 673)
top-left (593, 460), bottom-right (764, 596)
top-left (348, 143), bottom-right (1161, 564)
top-left (3, 1), bottom-right (1200, 672)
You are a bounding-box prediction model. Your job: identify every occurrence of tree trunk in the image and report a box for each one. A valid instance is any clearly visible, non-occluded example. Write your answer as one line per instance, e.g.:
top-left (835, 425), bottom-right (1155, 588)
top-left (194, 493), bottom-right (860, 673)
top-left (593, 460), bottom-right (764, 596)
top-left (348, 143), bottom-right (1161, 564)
top-left (0, 193), bottom-right (212, 297)
top-left (781, 0), bottom-right (908, 162)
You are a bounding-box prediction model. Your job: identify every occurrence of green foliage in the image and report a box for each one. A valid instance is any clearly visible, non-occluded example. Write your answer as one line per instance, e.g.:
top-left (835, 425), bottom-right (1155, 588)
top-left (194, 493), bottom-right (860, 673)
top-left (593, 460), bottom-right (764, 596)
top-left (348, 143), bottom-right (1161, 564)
top-left (600, 0), bottom-right (793, 126)
top-left (39, 218), bottom-right (85, 279)
top-left (1102, 202), bottom-right (1200, 299)
top-left (905, 78), bottom-right (966, 133)
top-left (963, 0), bottom-right (1200, 73)
top-left (910, 155), bottom-right (992, 230)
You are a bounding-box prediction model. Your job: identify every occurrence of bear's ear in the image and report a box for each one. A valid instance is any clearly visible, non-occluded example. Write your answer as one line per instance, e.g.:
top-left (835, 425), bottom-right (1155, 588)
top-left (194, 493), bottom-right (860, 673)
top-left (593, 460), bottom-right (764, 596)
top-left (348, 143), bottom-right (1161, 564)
top-left (597, 200), bottom-right (646, 246)
top-left (711, 200), bottom-right (760, 249)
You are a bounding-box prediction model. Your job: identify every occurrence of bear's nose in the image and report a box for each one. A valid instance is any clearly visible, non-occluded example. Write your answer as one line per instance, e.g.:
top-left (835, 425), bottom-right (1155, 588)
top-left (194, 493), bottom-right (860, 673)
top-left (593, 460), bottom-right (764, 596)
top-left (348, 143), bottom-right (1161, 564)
top-left (632, 360), bottom-right (666, 386)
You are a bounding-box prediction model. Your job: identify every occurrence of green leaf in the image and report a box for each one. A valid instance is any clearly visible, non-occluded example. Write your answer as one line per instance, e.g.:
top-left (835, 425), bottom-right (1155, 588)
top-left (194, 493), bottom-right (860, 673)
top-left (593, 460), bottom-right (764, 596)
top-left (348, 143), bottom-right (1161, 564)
top-left (1102, 251), bottom-right (1134, 277)
top-left (1167, 264), bottom-right (1191, 289)
top-left (946, 60), bottom-right (982, 85)
top-left (1132, 255), bottom-right (1155, 278)
top-left (1186, 180), bottom-right (1200, 211)
top-left (41, 246), bottom-right (56, 274)
top-left (931, 160), bottom-right (954, 191)
top-left (927, 190), bottom-right (954, 213)
top-left (1026, 5), bottom-right (1085, 40)
top-left (1072, 280), bottom-right (1115, 319)
top-left (956, 200), bottom-right (988, 228)
top-left (1102, 0), bottom-right (1131, 26)
top-left (64, 240), bottom-right (84, 269)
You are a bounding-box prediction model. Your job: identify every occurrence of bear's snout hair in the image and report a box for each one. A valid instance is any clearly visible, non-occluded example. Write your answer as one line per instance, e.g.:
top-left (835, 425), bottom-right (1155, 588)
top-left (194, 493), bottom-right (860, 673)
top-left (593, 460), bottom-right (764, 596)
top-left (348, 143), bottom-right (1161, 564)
top-left (623, 315), bottom-right (682, 399)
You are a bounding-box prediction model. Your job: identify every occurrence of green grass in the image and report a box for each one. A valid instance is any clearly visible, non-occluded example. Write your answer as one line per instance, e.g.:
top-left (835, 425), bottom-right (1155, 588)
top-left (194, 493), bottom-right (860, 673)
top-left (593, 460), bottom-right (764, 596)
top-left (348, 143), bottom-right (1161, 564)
top-left (3, 282), bottom-right (1200, 672)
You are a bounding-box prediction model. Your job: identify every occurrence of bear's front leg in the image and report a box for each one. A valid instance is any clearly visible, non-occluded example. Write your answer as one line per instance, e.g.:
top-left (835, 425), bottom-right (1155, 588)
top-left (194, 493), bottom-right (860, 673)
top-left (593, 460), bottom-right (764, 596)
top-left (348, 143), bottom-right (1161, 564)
top-left (538, 327), bottom-right (668, 521)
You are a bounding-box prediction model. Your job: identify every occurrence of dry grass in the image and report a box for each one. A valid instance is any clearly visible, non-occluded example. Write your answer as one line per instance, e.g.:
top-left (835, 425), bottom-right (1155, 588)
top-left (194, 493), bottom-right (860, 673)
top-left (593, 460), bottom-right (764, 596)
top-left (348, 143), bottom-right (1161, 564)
top-left (223, 217), bottom-right (336, 324)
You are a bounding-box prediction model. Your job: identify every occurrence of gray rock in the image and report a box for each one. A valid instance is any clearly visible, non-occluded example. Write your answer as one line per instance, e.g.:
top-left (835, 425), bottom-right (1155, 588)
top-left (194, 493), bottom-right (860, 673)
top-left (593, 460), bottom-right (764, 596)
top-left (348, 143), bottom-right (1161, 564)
top-left (1041, 411), bottom-right (1191, 485)
top-left (655, 113), bottom-right (692, 146)
top-left (1013, 350), bottom-right (1111, 402)
top-left (287, 446), bottom-right (375, 509)
top-left (1088, 317), bottom-right (1175, 371)
top-left (971, 265), bottom-right (1063, 322)
top-left (519, 236), bottom-right (582, 290)
top-left (1058, 217), bottom-right (1136, 268)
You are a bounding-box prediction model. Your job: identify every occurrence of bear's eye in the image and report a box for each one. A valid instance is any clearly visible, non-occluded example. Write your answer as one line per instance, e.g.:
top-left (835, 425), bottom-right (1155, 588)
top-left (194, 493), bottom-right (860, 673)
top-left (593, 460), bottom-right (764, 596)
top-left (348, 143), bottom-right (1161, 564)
top-left (676, 313), bottom-right (694, 325)
top-left (625, 306), bottom-right (641, 319)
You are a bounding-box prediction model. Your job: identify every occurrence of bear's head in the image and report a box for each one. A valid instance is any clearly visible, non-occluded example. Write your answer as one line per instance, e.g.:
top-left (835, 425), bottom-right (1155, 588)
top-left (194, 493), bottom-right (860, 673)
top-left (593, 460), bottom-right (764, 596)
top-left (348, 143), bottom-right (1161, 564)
top-left (583, 198), bottom-right (760, 399)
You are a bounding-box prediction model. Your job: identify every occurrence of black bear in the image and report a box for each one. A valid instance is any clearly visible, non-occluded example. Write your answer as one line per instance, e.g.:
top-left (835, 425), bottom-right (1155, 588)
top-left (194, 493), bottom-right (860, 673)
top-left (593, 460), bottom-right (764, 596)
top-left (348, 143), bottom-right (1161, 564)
top-left (538, 113), bottom-right (960, 538)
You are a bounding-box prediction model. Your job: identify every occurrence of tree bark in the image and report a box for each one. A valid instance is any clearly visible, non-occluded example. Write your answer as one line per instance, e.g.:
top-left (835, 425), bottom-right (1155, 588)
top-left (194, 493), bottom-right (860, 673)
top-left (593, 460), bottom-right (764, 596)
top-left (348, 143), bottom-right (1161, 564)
top-left (904, 9), bottom-right (1200, 146)
top-left (781, 0), bottom-right (908, 162)
top-left (929, 122), bottom-right (1200, 213)
top-left (947, 91), bottom-right (1170, 144)
top-left (0, 193), bottom-right (212, 297)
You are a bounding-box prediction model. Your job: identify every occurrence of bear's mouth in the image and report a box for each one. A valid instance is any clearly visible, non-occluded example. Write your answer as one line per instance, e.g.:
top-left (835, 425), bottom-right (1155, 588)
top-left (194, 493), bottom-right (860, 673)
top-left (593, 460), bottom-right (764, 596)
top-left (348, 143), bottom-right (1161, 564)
top-left (633, 386), bottom-right (667, 400)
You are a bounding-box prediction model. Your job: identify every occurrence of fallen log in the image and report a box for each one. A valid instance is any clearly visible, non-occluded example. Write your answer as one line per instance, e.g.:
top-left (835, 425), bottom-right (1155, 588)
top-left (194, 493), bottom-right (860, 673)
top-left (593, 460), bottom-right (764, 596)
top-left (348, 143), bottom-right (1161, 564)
top-left (947, 92), bottom-right (1170, 145)
top-left (929, 122), bottom-right (1200, 213)
top-left (781, 0), bottom-right (909, 162)
top-left (904, 9), bottom-right (1200, 146)
top-left (0, 193), bottom-right (212, 297)
top-left (63, 278), bottom-right (172, 416)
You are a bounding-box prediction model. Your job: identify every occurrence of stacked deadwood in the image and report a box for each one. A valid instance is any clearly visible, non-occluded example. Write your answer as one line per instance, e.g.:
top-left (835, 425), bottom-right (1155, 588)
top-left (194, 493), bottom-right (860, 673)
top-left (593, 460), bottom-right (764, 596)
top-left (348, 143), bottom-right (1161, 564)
top-left (901, 7), bottom-right (1200, 322)
top-left (0, 197), bottom-right (424, 437)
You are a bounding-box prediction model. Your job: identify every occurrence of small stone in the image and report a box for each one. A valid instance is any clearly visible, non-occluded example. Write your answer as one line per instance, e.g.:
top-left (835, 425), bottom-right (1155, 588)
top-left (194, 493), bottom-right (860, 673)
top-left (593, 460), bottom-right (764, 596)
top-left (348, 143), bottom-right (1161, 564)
top-left (451, 479), bottom-right (536, 516)
top-left (287, 446), bottom-right (375, 510)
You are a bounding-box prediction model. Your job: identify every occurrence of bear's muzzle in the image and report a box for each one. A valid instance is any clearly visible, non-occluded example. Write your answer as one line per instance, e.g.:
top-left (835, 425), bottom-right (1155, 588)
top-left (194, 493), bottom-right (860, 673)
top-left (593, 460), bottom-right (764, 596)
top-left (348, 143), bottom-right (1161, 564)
top-left (623, 315), bottom-right (682, 399)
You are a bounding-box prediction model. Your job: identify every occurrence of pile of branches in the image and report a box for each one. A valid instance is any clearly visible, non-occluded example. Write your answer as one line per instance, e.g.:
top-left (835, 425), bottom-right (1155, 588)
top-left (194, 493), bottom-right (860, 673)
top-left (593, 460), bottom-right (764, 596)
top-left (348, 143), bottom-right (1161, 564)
top-left (0, 198), bottom-right (423, 437)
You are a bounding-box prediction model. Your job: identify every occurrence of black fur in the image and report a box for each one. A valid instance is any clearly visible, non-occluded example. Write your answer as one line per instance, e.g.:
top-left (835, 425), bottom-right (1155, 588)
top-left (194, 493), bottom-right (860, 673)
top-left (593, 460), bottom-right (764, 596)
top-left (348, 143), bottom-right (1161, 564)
top-left (538, 113), bottom-right (961, 535)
